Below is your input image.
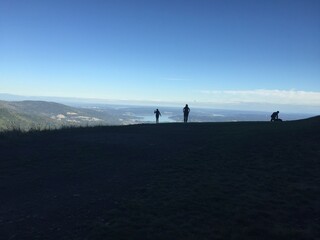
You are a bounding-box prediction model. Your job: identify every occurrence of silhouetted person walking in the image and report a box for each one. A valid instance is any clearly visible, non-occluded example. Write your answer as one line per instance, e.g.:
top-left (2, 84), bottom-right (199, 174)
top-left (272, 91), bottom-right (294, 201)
top-left (183, 104), bottom-right (190, 123)
top-left (271, 111), bottom-right (280, 122)
top-left (154, 109), bottom-right (161, 123)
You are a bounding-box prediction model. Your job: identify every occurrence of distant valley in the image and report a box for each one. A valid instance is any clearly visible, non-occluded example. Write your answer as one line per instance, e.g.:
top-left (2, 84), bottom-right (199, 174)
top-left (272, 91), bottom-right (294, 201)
top-left (0, 100), bottom-right (120, 131)
top-left (74, 103), bottom-right (315, 124)
top-left (0, 99), bottom-right (316, 131)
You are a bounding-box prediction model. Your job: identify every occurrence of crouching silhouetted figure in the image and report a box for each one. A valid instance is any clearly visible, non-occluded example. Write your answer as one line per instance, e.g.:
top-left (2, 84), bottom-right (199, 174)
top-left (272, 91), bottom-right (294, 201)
top-left (154, 109), bottom-right (161, 123)
top-left (271, 111), bottom-right (282, 122)
top-left (183, 104), bottom-right (190, 123)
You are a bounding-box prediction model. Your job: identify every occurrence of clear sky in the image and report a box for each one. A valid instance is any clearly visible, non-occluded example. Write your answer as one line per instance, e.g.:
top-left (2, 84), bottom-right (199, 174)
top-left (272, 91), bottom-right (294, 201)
top-left (1, 0), bottom-right (320, 112)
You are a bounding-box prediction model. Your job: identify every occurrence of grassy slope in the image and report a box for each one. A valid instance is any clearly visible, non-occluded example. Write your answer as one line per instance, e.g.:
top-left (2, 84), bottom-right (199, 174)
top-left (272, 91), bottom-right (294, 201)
top-left (0, 118), bottom-right (319, 240)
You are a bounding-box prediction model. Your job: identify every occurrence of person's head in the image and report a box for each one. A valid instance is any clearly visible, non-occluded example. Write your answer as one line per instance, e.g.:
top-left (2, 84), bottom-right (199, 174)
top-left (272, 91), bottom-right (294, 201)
top-left (277, 111), bottom-right (279, 113)
top-left (185, 104), bottom-right (188, 107)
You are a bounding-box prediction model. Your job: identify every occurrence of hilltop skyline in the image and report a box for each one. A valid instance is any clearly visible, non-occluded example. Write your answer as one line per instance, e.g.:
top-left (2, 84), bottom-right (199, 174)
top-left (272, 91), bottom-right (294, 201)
top-left (1, 0), bottom-right (320, 113)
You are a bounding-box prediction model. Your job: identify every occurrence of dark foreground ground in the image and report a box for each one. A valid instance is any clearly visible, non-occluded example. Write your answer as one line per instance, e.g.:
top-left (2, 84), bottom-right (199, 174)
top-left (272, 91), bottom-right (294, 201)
top-left (0, 118), bottom-right (320, 240)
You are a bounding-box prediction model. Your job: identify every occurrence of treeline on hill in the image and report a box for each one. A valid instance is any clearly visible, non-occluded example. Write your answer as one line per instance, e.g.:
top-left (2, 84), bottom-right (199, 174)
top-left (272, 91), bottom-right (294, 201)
top-left (0, 100), bottom-right (120, 131)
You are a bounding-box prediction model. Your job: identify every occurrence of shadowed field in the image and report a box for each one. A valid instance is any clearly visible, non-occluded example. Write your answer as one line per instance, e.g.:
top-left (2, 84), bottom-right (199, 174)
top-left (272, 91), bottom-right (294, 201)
top-left (1, 118), bottom-right (319, 239)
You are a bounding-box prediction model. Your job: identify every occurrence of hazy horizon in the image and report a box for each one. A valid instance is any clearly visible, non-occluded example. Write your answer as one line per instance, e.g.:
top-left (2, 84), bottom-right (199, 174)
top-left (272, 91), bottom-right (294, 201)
top-left (1, 1), bottom-right (319, 113)
top-left (1, 92), bottom-right (319, 115)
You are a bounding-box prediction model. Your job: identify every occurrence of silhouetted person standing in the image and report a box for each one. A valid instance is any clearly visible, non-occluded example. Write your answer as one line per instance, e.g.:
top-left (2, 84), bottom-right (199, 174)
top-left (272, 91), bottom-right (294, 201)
top-left (154, 109), bottom-right (161, 123)
top-left (271, 111), bottom-right (279, 122)
top-left (183, 104), bottom-right (190, 123)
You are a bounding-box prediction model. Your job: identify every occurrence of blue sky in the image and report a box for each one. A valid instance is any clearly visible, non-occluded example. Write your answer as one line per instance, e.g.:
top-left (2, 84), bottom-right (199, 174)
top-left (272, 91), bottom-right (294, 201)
top-left (1, 0), bottom-right (320, 112)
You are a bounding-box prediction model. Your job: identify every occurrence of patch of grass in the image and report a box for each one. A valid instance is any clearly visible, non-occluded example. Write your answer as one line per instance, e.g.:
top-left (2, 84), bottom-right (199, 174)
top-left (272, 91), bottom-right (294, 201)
top-left (0, 118), bottom-right (319, 239)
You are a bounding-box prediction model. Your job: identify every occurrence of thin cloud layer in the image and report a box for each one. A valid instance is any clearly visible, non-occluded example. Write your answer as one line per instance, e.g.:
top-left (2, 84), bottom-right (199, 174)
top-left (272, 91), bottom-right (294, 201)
top-left (161, 77), bottom-right (191, 82)
top-left (199, 89), bottom-right (320, 106)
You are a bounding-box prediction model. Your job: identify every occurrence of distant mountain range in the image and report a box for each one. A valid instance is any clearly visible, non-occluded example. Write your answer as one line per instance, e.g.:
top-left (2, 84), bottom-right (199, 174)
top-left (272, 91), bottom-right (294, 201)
top-left (0, 100), bottom-right (120, 131)
top-left (1, 92), bottom-right (320, 115)
top-left (0, 96), bottom-right (317, 131)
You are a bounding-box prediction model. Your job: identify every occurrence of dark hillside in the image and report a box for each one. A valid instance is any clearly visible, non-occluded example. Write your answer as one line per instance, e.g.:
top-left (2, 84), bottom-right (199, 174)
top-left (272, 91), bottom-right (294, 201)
top-left (0, 119), bottom-right (319, 239)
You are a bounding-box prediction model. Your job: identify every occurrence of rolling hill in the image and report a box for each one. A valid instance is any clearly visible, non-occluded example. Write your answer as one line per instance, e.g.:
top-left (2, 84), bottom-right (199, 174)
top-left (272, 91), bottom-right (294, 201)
top-left (0, 100), bottom-right (120, 130)
top-left (0, 118), bottom-right (319, 239)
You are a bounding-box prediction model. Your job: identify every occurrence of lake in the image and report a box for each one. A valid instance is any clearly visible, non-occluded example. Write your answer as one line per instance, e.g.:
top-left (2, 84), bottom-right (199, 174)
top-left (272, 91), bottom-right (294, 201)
top-left (136, 114), bottom-right (176, 123)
